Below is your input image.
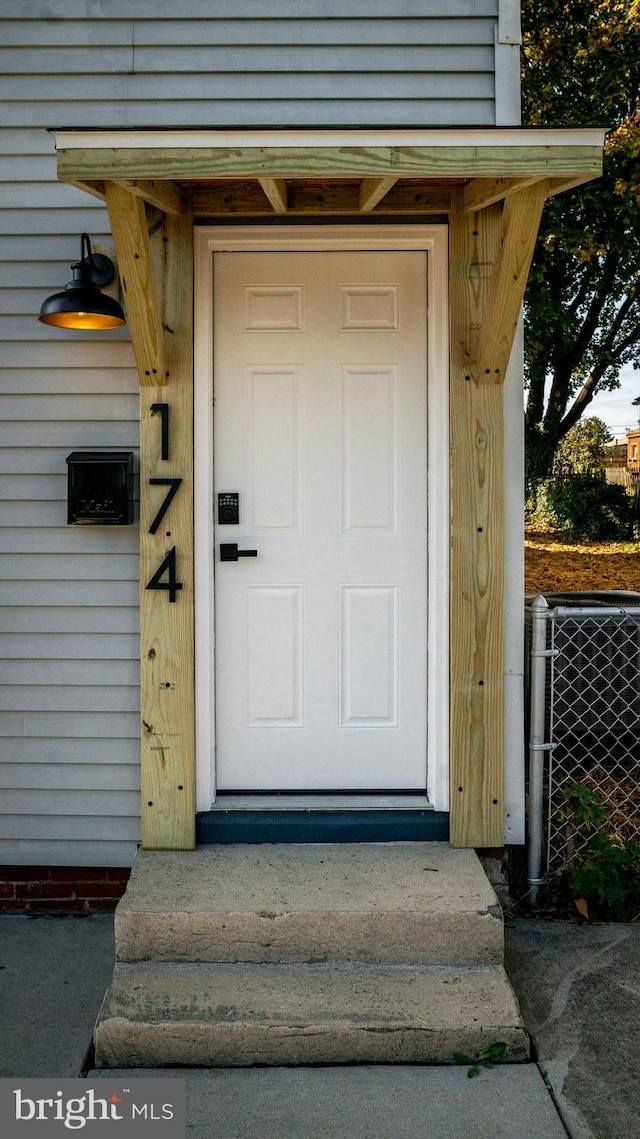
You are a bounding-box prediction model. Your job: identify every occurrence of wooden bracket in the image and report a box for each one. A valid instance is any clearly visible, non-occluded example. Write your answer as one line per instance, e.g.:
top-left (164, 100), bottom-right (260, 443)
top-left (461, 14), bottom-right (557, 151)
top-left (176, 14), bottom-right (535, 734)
top-left (258, 177), bottom-right (288, 214)
top-left (359, 177), bottom-right (398, 212)
top-left (471, 180), bottom-right (547, 385)
top-left (64, 178), bottom-right (106, 202)
top-left (105, 182), bottom-right (167, 386)
top-left (545, 173), bottom-right (595, 198)
top-left (462, 175), bottom-right (543, 213)
top-left (111, 177), bottom-right (184, 216)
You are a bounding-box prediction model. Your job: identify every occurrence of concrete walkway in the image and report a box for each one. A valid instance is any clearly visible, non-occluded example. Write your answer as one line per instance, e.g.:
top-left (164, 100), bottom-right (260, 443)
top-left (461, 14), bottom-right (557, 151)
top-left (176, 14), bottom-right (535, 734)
top-left (1, 912), bottom-right (638, 1137)
top-left (505, 916), bottom-right (640, 1139)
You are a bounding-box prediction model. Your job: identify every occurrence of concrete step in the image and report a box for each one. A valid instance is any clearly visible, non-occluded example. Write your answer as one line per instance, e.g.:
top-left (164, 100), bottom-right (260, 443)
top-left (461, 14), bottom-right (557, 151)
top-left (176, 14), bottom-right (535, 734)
top-left (115, 843), bottom-right (504, 967)
top-left (94, 960), bottom-right (529, 1068)
top-left (99, 842), bottom-right (527, 1068)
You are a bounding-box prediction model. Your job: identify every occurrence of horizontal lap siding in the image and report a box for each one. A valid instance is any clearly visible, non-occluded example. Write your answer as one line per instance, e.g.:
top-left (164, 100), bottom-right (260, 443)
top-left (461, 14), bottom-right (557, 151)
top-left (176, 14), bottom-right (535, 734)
top-left (0, 116), bottom-right (140, 867)
top-left (0, 1), bottom-right (503, 867)
top-left (0, 4), bottom-right (499, 128)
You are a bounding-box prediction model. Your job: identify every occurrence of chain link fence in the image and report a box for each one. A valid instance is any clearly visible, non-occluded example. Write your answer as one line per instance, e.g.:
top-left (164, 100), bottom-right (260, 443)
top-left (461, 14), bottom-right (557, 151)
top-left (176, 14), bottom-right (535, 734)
top-left (526, 594), bottom-right (640, 881)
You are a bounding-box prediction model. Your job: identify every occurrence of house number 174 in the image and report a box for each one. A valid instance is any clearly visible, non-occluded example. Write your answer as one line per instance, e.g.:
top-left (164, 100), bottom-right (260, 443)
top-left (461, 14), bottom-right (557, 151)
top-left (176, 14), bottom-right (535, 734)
top-left (145, 403), bottom-right (183, 602)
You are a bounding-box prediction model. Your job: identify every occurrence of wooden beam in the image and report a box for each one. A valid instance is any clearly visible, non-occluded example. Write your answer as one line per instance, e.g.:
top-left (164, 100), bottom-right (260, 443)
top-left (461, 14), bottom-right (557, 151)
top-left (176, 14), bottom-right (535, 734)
top-left (58, 144), bottom-right (603, 184)
top-left (258, 177), bottom-right (288, 214)
top-left (193, 180), bottom-right (451, 217)
top-left (359, 176), bottom-right (398, 212)
top-left (374, 183), bottom-right (450, 213)
top-left (472, 180), bottom-right (547, 385)
top-left (194, 181), bottom-right (281, 216)
top-left (112, 177), bottom-right (184, 215)
top-left (545, 173), bottom-right (595, 198)
top-left (65, 178), bottom-right (106, 201)
top-left (380, 184), bottom-right (450, 213)
top-left (449, 188), bottom-right (505, 848)
top-left (139, 207), bottom-right (195, 851)
top-left (105, 182), bottom-right (167, 386)
top-left (462, 175), bottom-right (543, 213)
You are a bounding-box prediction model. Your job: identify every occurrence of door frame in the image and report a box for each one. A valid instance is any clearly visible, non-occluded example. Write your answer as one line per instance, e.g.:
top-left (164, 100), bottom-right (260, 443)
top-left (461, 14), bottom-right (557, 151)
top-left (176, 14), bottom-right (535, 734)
top-left (193, 224), bottom-right (449, 812)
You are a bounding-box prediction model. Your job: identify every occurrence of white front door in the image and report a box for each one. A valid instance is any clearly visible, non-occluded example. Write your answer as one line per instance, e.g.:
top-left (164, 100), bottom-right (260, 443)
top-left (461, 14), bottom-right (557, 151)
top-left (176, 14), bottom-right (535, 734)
top-left (213, 250), bottom-right (428, 791)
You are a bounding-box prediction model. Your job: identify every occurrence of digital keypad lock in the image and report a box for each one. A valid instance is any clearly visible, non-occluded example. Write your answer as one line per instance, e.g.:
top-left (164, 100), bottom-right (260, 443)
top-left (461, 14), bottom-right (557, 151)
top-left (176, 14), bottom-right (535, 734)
top-left (218, 492), bottom-right (240, 525)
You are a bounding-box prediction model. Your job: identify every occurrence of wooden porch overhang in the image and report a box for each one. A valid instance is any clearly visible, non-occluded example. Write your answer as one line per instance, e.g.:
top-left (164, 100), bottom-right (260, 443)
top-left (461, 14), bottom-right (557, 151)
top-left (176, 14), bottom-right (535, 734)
top-left (56, 127), bottom-right (601, 195)
top-left (53, 129), bottom-right (605, 850)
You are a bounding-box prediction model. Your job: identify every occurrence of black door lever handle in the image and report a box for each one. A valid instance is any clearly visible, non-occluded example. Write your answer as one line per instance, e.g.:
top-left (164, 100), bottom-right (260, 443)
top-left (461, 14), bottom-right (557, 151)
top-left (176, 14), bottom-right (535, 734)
top-left (220, 543), bottom-right (258, 562)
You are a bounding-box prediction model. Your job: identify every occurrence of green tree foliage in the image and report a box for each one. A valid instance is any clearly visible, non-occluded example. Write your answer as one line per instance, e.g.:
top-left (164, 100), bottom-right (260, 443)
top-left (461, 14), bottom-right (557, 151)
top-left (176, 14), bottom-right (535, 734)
top-left (527, 416), bottom-right (634, 537)
top-left (551, 415), bottom-right (611, 477)
top-left (522, 0), bottom-right (640, 482)
top-left (527, 474), bottom-right (634, 538)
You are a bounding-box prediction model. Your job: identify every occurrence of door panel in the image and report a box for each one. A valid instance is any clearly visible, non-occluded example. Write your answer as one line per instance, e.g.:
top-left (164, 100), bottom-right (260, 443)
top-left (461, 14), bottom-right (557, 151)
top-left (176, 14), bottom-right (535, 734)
top-left (213, 250), bottom-right (428, 790)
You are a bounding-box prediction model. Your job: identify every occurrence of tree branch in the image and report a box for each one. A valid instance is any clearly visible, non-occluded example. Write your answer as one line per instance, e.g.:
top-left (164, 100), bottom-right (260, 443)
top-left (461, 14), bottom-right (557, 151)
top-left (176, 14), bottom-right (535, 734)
top-left (558, 371), bottom-right (604, 436)
top-left (567, 269), bottom-right (596, 318)
top-left (561, 248), bottom-right (621, 375)
top-left (598, 291), bottom-right (639, 354)
top-left (611, 317), bottom-right (640, 359)
top-left (544, 249), bottom-right (622, 426)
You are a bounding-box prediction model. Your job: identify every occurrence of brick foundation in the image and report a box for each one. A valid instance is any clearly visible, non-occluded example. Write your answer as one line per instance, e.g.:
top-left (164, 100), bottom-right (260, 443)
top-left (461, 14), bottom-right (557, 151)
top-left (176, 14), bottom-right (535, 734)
top-left (0, 866), bottom-right (131, 913)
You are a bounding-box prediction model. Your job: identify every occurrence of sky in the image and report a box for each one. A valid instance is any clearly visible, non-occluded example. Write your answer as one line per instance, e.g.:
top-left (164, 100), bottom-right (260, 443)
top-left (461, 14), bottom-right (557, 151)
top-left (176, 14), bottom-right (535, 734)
top-left (586, 362), bottom-right (640, 440)
top-left (533, 362), bottom-right (640, 440)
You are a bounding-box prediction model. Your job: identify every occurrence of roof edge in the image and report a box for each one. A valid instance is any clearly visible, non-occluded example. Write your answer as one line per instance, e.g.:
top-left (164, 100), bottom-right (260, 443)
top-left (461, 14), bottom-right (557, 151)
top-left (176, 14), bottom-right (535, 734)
top-left (54, 128), bottom-right (607, 151)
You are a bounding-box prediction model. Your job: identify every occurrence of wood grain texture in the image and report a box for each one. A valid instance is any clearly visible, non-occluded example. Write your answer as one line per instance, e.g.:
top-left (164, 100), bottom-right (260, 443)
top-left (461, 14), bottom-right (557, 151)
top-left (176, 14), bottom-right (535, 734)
top-left (258, 177), bottom-right (288, 213)
top-left (449, 188), bottom-right (505, 847)
top-left (462, 175), bottom-right (542, 213)
top-left (112, 177), bottom-right (184, 215)
top-left (64, 177), bottom-right (106, 202)
top-left (545, 173), bottom-right (595, 198)
top-left (193, 180), bottom-right (450, 216)
top-left (138, 207), bottom-right (195, 851)
top-left (105, 182), bottom-right (167, 385)
top-left (472, 180), bottom-right (547, 384)
top-left (59, 144), bottom-right (603, 184)
top-left (358, 176), bottom-right (398, 212)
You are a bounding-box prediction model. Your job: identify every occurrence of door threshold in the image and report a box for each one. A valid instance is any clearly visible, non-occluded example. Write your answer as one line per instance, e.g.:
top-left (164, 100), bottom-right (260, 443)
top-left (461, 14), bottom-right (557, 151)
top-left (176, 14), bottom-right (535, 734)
top-left (210, 793), bottom-right (434, 812)
top-left (197, 795), bottom-right (449, 843)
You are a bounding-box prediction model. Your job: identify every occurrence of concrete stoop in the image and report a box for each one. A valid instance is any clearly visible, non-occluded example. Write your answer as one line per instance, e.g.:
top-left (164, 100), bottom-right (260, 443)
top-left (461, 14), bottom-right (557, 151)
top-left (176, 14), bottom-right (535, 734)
top-left (94, 843), bottom-right (529, 1067)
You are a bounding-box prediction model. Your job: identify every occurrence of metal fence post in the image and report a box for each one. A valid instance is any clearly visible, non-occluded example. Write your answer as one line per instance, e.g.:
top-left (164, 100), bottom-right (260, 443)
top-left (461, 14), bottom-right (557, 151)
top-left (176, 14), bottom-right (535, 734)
top-left (527, 593), bottom-right (550, 904)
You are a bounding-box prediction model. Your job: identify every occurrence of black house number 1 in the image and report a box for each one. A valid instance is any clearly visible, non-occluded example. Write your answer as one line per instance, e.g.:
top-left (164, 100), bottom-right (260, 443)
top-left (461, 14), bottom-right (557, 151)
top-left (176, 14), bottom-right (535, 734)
top-left (145, 403), bottom-right (184, 602)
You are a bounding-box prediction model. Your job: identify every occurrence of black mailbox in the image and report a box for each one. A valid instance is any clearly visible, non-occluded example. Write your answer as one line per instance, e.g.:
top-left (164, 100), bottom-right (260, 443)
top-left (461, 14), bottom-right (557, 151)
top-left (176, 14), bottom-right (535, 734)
top-left (66, 451), bottom-right (134, 525)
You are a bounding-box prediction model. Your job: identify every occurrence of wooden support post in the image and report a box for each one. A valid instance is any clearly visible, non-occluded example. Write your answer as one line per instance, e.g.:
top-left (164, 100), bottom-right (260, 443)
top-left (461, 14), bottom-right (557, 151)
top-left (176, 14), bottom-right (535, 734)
top-left (449, 188), bottom-right (505, 848)
top-left (138, 206), bottom-right (195, 850)
top-left (105, 182), bottom-right (167, 385)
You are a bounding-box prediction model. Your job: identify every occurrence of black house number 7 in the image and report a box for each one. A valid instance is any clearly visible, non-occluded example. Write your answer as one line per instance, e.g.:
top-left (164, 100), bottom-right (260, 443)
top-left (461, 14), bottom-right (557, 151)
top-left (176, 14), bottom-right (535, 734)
top-left (145, 403), bottom-right (184, 602)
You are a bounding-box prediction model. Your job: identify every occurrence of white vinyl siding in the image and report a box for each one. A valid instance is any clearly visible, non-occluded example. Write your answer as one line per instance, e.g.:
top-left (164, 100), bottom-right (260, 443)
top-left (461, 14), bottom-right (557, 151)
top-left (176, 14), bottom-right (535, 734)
top-left (0, 125), bottom-right (139, 867)
top-left (0, 1), bottom-right (517, 867)
top-left (0, 2), bottom-right (504, 129)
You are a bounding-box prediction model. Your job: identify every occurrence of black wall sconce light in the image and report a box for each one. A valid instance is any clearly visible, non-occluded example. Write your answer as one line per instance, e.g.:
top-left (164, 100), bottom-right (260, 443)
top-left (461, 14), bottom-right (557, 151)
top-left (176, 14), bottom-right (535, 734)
top-left (39, 233), bottom-right (126, 331)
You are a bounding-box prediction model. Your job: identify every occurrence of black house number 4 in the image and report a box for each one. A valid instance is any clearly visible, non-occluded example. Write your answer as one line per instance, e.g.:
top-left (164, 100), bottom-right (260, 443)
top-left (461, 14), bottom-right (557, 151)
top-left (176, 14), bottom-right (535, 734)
top-left (145, 403), bottom-right (184, 602)
top-left (146, 546), bottom-right (183, 603)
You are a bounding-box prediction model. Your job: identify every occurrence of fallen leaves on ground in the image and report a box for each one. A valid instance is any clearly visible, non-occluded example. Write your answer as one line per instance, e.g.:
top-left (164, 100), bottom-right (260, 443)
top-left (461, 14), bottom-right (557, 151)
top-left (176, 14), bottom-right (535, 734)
top-left (525, 529), bottom-right (640, 594)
